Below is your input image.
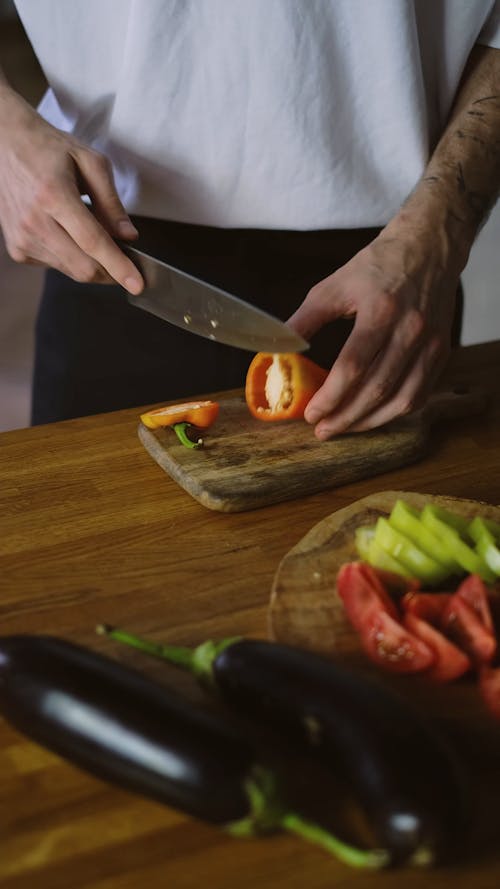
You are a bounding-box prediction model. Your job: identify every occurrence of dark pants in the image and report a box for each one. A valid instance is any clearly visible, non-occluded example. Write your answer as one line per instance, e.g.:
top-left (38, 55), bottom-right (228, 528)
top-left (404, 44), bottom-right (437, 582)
top-left (31, 218), bottom-right (463, 425)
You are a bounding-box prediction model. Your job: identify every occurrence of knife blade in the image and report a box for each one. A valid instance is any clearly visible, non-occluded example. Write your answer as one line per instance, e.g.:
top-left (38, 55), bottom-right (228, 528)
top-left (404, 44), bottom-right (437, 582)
top-left (121, 243), bottom-right (309, 353)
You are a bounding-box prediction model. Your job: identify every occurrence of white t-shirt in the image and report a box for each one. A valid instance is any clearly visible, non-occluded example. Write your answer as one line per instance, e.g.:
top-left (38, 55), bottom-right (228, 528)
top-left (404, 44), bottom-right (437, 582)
top-left (13, 0), bottom-right (500, 230)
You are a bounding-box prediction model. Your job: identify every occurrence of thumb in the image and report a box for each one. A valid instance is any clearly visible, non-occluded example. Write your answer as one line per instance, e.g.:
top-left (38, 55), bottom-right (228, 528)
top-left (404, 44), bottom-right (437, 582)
top-left (73, 147), bottom-right (138, 240)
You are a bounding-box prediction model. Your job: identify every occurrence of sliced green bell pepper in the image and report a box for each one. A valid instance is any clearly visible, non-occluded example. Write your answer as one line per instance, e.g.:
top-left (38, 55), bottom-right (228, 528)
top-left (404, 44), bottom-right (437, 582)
top-left (421, 506), bottom-right (496, 583)
top-left (468, 516), bottom-right (500, 576)
top-left (374, 517), bottom-right (449, 585)
top-left (389, 500), bottom-right (459, 574)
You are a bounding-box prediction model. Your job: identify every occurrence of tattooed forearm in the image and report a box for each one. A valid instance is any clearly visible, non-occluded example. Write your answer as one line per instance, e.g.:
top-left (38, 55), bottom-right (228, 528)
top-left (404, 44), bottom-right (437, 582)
top-left (386, 46), bottom-right (500, 274)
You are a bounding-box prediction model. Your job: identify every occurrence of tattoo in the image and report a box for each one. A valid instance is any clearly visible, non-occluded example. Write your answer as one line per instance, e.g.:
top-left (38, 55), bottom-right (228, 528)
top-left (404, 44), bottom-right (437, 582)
top-left (456, 129), bottom-right (486, 147)
top-left (455, 162), bottom-right (492, 223)
top-left (472, 94), bottom-right (500, 105)
top-left (456, 163), bottom-right (466, 193)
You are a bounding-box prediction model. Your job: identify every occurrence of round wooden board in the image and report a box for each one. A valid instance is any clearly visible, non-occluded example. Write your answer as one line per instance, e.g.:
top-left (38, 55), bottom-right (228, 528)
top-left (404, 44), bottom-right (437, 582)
top-left (268, 490), bottom-right (500, 734)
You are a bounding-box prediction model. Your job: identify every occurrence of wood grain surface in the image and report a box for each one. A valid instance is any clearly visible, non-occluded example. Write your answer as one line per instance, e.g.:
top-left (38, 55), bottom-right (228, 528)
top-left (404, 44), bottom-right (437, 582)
top-left (138, 383), bottom-right (487, 512)
top-left (1, 340), bottom-right (500, 889)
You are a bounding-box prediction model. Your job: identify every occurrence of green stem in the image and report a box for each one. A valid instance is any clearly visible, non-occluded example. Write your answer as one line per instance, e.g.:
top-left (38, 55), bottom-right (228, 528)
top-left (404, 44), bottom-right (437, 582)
top-left (281, 812), bottom-right (389, 870)
top-left (227, 767), bottom-right (389, 870)
top-left (96, 624), bottom-right (240, 688)
top-left (173, 422), bottom-right (203, 448)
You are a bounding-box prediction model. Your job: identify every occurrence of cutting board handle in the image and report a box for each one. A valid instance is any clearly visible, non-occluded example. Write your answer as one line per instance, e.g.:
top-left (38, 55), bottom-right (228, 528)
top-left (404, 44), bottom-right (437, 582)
top-left (415, 383), bottom-right (488, 427)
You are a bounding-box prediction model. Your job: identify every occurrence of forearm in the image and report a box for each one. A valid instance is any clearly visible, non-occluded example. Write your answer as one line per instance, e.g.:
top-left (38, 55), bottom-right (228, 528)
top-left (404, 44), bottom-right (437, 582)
top-left (387, 45), bottom-right (500, 271)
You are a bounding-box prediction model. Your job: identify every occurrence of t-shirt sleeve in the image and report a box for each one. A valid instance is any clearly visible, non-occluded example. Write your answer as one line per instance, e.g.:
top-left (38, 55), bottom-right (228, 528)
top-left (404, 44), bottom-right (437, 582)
top-left (477, 1), bottom-right (500, 48)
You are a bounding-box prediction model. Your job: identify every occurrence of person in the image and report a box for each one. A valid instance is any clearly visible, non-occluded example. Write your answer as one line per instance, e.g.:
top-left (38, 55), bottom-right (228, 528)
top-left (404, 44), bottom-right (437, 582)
top-left (0, 1), bottom-right (499, 438)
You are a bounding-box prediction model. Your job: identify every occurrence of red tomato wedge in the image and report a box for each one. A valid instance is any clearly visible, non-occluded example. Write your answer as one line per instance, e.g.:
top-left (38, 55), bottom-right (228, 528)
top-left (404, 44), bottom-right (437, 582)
top-left (359, 609), bottom-right (436, 674)
top-left (337, 562), bottom-right (399, 627)
top-left (442, 594), bottom-right (497, 666)
top-left (403, 612), bottom-right (471, 683)
top-left (366, 566), bottom-right (420, 599)
top-left (478, 666), bottom-right (500, 720)
top-left (455, 574), bottom-right (495, 632)
top-left (401, 592), bottom-right (452, 625)
top-left (337, 562), bottom-right (435, 673)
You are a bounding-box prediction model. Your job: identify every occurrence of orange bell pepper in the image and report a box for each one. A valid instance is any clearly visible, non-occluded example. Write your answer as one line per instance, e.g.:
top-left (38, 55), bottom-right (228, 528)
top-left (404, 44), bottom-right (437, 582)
top-left (245, 352), bottom-right (328, 421)
top-left (140, 400), bottom-right (219, 430)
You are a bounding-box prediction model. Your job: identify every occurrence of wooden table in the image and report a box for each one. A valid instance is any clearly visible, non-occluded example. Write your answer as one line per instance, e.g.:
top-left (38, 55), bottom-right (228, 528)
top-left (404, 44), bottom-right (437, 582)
top-left (1, 340), bottom-right (500, 889)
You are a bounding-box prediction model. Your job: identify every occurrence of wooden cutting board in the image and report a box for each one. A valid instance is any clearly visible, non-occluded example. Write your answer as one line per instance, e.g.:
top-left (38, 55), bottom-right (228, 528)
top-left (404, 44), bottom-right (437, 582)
top-left (138, 385), bottom-right (487, 512)
top-left (269, 490), bottom-right (500, 730)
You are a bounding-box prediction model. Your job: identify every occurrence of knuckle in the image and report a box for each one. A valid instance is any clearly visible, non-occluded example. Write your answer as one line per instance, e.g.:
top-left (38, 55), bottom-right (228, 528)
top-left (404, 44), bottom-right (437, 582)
top-left (341, 355), bottom-right (364, 387)
top-left (87, 148), bottom-right (112, 174)
top-left (370, 378), bottom-right (392, 405)
top-left (34, 178), bottom-right (60, 209)
top-left (376, 291), bottom-right (398, 324)
top-left (18, 207), bottom-right (38, 237)
top-left (7, 242), bottom-right (28, 263)
top-left (403, 308), bottom-right (426, 343)
top-left (78, 228), bottom-right (103, 256)
top-left (73, 259), bottom-right (99, 283)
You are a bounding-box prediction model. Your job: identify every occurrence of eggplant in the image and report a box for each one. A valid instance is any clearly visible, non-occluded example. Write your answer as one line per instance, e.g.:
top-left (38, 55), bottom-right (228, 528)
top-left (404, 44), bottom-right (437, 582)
top-left (0, 634), bottom-right (388, 870)
top-left (100, 626), bottom-right (468, 866)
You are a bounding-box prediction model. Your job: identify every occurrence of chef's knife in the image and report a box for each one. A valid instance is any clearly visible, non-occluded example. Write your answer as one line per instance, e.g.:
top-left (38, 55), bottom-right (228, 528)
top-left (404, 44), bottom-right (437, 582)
top-left (121, 243), bottom-right (309, 353)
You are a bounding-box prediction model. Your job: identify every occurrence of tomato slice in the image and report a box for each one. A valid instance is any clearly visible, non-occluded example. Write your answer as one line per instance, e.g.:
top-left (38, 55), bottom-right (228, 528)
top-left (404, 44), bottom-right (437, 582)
top-left (455, 574), bottom-right (495, 632)
top-left (337, 562), bottom-right (399, 628)
top-left (359, 609), bottom-right (436, 674)
top-left (366, 566), bottom-right (420, 599)
top-left (402, 612), bottom-right (470, 682)
top-left (442, 594), bottom-right (497, 665)
top-left (401, 592), bottom-right (452, 625)
top-left (337, 562), bottom-right (434, 674)
top-left (478, 666), bottom-right (500, 720)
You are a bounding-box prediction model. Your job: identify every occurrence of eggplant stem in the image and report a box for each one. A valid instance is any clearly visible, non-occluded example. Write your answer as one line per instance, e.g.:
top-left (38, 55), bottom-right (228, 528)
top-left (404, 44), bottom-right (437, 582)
top-left (281, 812), bottom-right (389, 870)
top-left (96, 624), bottom-right (195, 671)
top-left (96, 624), bottom-right (240, 687)
top-left (227, 767), bottom-right (389, 869)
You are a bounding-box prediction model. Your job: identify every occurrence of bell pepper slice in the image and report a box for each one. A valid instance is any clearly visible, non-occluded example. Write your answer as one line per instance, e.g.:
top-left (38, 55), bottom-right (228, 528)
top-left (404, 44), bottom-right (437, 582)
top-left (355, 525), bottom-right (415, 579)
top-left (140, 400), bottom-right (220, 430)
top-left (420, 506), bottom-right (496, 583)
top-left (245, 352), bottom-right (328, 421)
top-left (468, 517), bottom-right (500, 576)
top-left (374, 517), bottom-right (449, 586)
top-left (388, 500), bottom-right (459, 574)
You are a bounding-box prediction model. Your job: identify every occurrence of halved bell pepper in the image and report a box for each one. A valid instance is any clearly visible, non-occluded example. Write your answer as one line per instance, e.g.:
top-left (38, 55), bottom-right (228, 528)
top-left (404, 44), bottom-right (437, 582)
top-left (245, 352), bottom-right (328, 421)
top-left (140, 400), bottom-right (219, 430)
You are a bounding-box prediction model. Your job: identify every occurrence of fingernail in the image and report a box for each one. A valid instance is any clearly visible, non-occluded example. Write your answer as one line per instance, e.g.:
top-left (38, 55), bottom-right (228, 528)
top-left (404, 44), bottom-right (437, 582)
top-left (124, 276), bottom-right (143, 295)
top-left (118, 219), bottom-right (138, 237)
